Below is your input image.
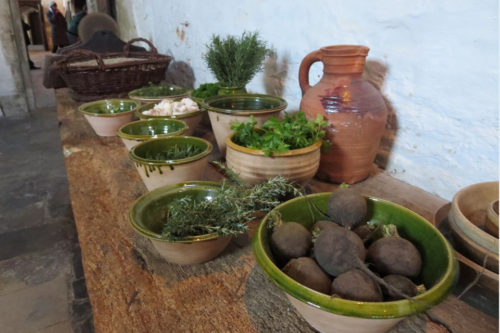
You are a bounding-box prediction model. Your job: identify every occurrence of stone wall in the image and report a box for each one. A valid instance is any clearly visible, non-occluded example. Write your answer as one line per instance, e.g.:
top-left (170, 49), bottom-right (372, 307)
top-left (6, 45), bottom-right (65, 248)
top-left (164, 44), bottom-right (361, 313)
top-left (114, 0), bottom-right (498, 200)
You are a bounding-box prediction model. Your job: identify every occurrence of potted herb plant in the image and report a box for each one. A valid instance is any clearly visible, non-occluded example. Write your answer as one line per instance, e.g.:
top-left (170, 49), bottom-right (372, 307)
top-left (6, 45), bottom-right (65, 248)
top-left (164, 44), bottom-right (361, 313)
top-left (204, 31), bottom-right (271, 95)
top-left (225, 111), bottom-right (329, 184)
top-left (129, 170), bottom-right (301, 265)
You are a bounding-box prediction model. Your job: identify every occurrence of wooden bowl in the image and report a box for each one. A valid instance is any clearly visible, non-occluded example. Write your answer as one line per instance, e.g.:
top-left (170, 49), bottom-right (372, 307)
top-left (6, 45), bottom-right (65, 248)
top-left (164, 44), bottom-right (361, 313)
top-left (448, 181), bottom-right (498, 255)
top-left (486, 200), bottom-right (499, 237)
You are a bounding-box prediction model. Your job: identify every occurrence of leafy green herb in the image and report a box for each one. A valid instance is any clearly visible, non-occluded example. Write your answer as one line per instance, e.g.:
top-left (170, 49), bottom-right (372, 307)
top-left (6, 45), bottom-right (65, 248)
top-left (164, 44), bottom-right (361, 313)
top-left (144, 144), bottom-right (204, 160)
top-left (204, 31), bottom-right (272, 87)
top-left (231, 111), bottom-right (329, 156)
top-left (191, 83), bottom-right (220, 98)
top-left (161, 164), bottom-right (302, 240)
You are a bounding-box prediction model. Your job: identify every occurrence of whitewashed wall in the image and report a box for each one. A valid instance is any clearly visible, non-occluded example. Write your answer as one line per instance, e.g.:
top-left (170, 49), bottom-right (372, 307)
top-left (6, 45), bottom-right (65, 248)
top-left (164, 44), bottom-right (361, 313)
top-left (116, 0), bottom-right (499, 201)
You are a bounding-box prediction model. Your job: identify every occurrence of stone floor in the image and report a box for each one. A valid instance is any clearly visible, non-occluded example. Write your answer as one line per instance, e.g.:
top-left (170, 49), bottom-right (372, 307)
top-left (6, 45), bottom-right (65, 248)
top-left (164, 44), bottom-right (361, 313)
top-left (0, 51), bottom-right (93, 333)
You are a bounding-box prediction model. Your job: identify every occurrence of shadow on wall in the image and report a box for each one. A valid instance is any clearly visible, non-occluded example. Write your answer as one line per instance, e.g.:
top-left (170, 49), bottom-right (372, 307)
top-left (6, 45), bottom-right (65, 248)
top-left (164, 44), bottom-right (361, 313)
top-left (363, 59), bottom-right (398, 170)
top-left (165, 60), bottom-right (195, 89)
top-left (263, 52), bottom-right (289, 97)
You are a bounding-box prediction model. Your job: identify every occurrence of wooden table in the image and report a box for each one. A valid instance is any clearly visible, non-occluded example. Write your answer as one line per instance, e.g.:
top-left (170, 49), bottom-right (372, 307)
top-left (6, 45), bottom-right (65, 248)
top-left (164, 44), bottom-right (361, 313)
top-left (56, 89), bottom-right (498, 333)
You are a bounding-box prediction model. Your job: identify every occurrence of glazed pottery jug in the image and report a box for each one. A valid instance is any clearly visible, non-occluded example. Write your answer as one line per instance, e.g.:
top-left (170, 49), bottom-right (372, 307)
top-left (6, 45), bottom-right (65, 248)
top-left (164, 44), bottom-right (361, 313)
top-left (299, 45), bottom-right (387, 183)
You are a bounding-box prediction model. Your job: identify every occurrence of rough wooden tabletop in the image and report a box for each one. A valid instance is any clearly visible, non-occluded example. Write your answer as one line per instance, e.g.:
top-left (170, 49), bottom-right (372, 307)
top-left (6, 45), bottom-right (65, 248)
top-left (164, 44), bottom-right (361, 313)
top-left (56, 89), bottom-right (498, 333)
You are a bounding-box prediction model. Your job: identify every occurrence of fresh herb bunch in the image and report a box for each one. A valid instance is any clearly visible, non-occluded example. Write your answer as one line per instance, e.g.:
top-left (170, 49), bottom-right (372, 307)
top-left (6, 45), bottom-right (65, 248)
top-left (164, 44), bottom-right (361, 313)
top-left (144, 144), bottom-right (204, 160)
top-left (204, 31), bottom-right (271, 87)
top-left (191, 83), bottom-right (220, 98)
top-left (231, 111), bottom-right (329, 156)
top-left (161, 164), bottom-right (302, 240)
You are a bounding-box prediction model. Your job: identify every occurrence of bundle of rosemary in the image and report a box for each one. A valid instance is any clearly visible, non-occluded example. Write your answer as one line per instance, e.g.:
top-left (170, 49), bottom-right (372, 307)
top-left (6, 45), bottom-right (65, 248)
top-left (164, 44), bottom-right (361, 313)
top-left (204, 31), bottom-right (272, 88)
top-left (161, 163), bottom-right (302, 241)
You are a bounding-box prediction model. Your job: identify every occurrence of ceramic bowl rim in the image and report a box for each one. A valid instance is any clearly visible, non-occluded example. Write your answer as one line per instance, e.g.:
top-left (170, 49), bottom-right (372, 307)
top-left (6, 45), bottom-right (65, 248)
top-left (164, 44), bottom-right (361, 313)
top-left (202, 94), bottom-right (287, 116)
top-left (128, 83), bottom-right (191, 101)
top-left (252, 193), bottom-right (458, 319)
top-left (129, 136), bottom-right (213, 166)
top-left (226, 133), bottom-right (322, 157)
top-left (450, 181), bottom-right (499, 251)
top-left (136, 102), bottom-right (205, 120)
top-left (117, 118), bottom-right (188, 141)
top-left (128, 181), bottom-right (222, 243)
top-left (78, 99), bottom-right (140, 117)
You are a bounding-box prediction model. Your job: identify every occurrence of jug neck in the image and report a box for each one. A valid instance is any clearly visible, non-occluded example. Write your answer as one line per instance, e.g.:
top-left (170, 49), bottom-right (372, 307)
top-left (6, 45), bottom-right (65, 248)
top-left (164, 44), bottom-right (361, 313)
top-left (320, 45), bottom-right (368, 75)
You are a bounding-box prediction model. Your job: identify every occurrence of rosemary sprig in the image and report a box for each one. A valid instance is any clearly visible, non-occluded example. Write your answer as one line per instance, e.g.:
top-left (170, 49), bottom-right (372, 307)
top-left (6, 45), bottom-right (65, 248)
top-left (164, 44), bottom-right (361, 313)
top-left (161, 170), bottom-right (302, 241)
top-left (144, 144), bottom-right (204, 161)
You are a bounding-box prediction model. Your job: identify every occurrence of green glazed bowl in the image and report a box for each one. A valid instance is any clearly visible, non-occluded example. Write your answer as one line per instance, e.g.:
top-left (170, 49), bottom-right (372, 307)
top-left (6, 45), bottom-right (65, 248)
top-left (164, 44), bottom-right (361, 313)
top-left (201, 94), bottom-right (287, 115)
top-left (129, 181), bottom-right (233, 265)
top-left (78, 99), bottom-right (140, 136)
top-left (129, 136), bottom-right (213, 191)
top-left (117, 119), bottom-right (188, 150)
top-left (128, 83), bottom-right (190, 103)
top-left (129, 136), bottom-right (212, 166)
top-left (253, 193), bottom-right (458, 322)
top-left (78, 99), bottom-right (139, 117)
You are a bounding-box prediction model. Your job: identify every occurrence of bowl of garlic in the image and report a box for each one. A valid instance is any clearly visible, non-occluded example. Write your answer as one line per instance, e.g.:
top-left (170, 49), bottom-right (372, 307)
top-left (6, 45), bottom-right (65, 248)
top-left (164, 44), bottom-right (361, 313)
top-left (136, 97), bottom-right (205, 136)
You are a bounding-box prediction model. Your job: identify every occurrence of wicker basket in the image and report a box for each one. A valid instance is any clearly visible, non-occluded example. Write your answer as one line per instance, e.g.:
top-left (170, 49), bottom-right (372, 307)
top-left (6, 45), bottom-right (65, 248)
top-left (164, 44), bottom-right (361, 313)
top-left (54, 38), bottom-right (172, 97)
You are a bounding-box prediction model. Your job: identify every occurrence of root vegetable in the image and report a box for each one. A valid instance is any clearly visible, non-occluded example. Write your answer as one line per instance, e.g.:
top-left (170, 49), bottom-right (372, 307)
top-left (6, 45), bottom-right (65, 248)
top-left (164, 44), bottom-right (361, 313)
top-left (327, 187), bottom-right (367, 229)
top-left (332, 269), bottom-right (383, 302)
top-left (271, 222), bottom-right (312, 265)
top-left (367, 236), bottom-right (422, 278)
top-left (312, 220), bottom-right (341, 233)
top-left (283, 257), bottom-right (331, 294)
top-left (313, 227), bottom-right (366, 276)
top-left (382, 275), bottom-right (418, 300)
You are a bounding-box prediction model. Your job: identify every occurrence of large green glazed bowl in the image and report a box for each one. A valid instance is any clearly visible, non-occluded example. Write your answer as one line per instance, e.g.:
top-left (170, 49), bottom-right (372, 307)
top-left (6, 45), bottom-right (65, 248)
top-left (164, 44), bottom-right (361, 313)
top-left (129, 136), bottom-right (212, 166)
top-left (253, 193), bottom-right (458, 319)
top-left (129, 181), bottom-right (221, 243)
top-left (135, 102), bottom-right (205, 120)
top-left (117, 119), bottom-right (188, 150)
top-left (128, 83), bottom-right (190, 103)
top-left (78, 99), bottom-right (140, 117)
top-left (201, 94), bottom-right (287, 115)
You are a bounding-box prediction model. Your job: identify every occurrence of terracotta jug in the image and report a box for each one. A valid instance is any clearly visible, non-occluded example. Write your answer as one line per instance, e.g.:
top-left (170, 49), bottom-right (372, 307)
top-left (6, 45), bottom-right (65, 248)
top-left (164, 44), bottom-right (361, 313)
top-left (299, 45), bottom-right (388, 184)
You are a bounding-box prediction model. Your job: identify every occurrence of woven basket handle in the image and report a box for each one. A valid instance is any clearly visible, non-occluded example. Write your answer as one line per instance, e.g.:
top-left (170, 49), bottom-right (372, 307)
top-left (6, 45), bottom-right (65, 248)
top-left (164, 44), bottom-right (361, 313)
top-left (123, 38), bottom-right (158, 56)
top-left (56, 49), bottom-right (105, 71)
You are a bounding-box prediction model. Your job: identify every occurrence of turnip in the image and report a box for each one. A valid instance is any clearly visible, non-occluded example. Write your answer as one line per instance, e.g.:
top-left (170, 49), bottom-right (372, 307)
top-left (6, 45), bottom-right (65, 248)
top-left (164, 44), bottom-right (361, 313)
top-left (313, 227), bottom-right (366, 277)
top-left (382, 275), bottom-right (425, 301)
top-left (312, 220), bottom-right (341, 233)
top-left (331, 269), bottom-right (383, 302)
top-left (327, 187), bottom-right (367, 229)
top-left (283, 257), bottom-right (331, 294)
top-left (367, 225), bottom-right (422, 278)
top-left (271, 221), bottom-right (312, 265)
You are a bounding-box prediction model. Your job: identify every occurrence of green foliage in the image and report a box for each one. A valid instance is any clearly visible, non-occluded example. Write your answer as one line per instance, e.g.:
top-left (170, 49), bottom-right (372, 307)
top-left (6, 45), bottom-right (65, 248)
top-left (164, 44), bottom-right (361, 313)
top-left (231, 111), bottom-right (329, 156)
top-left (161, 171), bottom-right (302, 241)
top-left (204, 31), bottom-right (271, 87)
top-left (191, 82), bottom-right (220, 98)
top-left (144, 144), bottom-right (204, 161)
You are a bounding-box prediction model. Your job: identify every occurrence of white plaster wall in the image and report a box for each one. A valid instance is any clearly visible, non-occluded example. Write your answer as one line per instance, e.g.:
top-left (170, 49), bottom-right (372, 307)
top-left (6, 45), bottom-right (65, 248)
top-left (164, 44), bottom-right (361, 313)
top-left (117, 0), bottom-right (498, 201)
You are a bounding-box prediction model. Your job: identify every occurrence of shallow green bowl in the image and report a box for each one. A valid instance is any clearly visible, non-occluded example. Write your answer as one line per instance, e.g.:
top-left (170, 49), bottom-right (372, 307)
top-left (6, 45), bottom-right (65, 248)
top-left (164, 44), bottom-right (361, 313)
top-left (128, 83), bottom-right (190, 103)
top-left (135, 102), bottom-right (205, 120)
top-left (129, 181), bottom-right (221, 242)
top-left (129, 136), bottom-right (212, 166)
top-left (78, 99), bottom-right (140, 117)
top-left (253, 193), bottom-right (458, 319)
top-left (202, 94), bottom-right (287, 115)
top-left (117, 119), bottom-right (188, 149)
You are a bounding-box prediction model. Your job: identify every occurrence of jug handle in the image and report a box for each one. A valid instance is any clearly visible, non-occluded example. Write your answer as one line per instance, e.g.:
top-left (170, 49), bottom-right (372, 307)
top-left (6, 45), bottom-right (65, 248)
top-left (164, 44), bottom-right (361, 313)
top-left (299, 50), bottom-right (322, 96)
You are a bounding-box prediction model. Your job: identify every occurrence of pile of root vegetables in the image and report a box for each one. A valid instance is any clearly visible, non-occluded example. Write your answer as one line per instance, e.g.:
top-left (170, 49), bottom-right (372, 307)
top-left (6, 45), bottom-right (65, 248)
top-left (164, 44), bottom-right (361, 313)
top-left (271, 187), bottom-right (425, 302)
